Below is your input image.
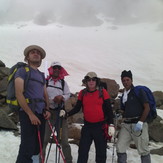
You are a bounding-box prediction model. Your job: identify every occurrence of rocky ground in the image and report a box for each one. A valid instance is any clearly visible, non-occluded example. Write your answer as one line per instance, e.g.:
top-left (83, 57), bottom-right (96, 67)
top-left (0, 60), bottom-right (163, 155)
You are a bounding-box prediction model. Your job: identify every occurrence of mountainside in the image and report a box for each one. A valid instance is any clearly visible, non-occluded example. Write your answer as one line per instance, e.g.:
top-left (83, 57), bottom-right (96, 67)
top-left (0, 20), bottom-right (162, 92)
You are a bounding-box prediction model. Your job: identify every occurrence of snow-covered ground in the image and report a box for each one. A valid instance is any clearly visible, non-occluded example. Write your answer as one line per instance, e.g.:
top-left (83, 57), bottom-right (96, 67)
top-left (0, 109), bottom-right (163, 163)
top-left (0, 0), bottom-right (163, 162)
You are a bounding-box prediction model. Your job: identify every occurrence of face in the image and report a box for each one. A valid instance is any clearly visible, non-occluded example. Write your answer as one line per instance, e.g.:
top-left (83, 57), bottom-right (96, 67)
top-left (27, 49), bottom-right (42, 66)
top-left (85, 77), bottom-right (97, 90)
top-left (52, 65), bottom-right (61, 78)
top-left (121, 77), bottom-right (132, 90)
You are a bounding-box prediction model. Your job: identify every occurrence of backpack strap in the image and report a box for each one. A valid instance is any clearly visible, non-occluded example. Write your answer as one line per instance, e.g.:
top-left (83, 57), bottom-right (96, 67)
top-left (46, 79), bottom-right (65, 91)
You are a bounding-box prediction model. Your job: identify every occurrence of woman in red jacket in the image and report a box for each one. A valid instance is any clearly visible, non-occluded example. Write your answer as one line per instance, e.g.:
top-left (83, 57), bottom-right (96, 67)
top-left (60, 72), bottom-right (115, 163)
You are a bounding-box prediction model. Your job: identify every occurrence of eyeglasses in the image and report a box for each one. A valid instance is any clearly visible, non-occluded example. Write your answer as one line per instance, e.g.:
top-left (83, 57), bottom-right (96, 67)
top-left (53, 66), bottom-right (61, 70)
top-left (86, 77), bottom-right (97, 82)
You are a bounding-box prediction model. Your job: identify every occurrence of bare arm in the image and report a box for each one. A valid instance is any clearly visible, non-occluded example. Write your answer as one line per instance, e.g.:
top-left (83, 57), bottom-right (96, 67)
top-left (15, 77), bottom-right (41, 125)
top-left (139, 103), bottom-right (150, 122)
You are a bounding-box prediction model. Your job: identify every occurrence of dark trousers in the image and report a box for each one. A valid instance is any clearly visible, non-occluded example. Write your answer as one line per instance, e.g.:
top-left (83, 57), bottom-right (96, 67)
top-left (77, 122), bottom-right (107, 163)
top-left (16, 111), bottom-right (45, 163)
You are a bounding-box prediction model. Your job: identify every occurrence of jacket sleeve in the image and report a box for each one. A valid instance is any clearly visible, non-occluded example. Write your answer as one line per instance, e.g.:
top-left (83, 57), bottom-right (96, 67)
top-left (67, 100), bottom-right (82, 117)
top-left (103, 99), bottom-right (114, 124)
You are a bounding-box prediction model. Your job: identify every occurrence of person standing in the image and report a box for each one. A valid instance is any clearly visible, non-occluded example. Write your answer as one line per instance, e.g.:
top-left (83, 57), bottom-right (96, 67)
top-left (116, 70), bottom-right (151, 163)
top-left (15, 45), bottom-right (51, 163)
top-left (43, 61), bottom-right (73, 163)
top-left (60, 72), bottom-right (115, 163)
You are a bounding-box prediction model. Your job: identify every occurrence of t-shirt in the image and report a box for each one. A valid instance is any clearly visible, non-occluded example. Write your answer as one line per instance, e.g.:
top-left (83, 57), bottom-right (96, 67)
top-left (15, 66), bottom-right (46, 114)
top-left (78, 89), bottom-right (110, 123)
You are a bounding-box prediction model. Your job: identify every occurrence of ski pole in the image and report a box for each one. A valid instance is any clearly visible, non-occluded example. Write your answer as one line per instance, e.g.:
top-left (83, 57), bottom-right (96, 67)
top-left (37, 125), bottom-right (44, 163)
top-left (47, 120), bottom-right (66, 163)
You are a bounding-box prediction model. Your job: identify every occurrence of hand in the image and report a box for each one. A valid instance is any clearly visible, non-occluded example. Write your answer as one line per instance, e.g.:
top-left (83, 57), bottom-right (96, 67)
top-left (108, 125), bottom-right (115, 137)
top-left (28, 113), bottom-right (41, 125)
top-left (43, 110), bottom-right (51, 120)
top-left (59, 110), bottom-right (66, 117)
top-left (134, 121), bottom-right (143, 132)
top-left (53, 95), bottom-right (63, 104)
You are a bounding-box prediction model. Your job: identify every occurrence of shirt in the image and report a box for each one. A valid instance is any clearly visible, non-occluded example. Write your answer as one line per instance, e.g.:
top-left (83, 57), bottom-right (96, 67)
top-left (15, 66), bottom-right (46, 114)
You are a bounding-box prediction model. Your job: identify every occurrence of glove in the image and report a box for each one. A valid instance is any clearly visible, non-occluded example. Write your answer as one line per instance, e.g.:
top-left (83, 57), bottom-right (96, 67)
top-left (108, 124), bottom-right (115, 137)
top-left (134, 121), bottom-right (143, 132)
top-left (59, 110), bottom-right (66, 117)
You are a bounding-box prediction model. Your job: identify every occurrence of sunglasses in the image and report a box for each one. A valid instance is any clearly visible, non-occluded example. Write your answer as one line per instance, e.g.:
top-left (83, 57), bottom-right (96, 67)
top-left (53, 65), bottom-right (61, 70)
top-left (86, 77), bottom-right (97, 82)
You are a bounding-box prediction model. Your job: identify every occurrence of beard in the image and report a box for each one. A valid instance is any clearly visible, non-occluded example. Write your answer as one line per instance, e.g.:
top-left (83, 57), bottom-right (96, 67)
top-left (29, 59), bottom-right (42, 67)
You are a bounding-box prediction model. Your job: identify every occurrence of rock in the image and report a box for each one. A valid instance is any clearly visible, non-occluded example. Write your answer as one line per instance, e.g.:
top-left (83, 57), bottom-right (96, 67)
top-left (153, 91), bottom-right (163, 107)
top-left (0, 76), bottom-right (8, 94)
top-left (150, 147), bottom-right (163, 155)
top-left (148, 116), bottom-right (163, 142)
top-left (159, 105), bottom-right (163, 110)
top-left (101, 78), bottom-right (119, 99)
top-left (0, 67), bottom-right (10, 80)
top-left (0, 108), bottom-right (18, 130)
top-left (68, 123), bottom-right (82, 141)
top-left (0, 60), bottom-right (5, 67)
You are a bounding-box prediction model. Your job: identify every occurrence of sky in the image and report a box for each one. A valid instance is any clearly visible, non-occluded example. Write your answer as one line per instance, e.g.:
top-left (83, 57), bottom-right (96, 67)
top-left (0, 0), bottom-right (163, 26)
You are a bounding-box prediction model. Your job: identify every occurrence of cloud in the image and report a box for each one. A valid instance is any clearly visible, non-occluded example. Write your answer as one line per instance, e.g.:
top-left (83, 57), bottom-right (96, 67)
top-left (0, 0), bottom-right (162, 26)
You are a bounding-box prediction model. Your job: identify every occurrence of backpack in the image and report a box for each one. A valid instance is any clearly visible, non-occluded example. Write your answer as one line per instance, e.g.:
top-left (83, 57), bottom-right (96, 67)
top-left (6, 62), bottom-right (45, 110)
top-left (134, 85), bottom-right (157, 123)
top-left (46, 79), bottom-right (65, 91)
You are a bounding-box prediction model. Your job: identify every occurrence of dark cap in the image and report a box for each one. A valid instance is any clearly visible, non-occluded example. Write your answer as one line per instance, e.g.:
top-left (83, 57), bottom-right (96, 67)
top-left (121, 70), bottom-right (132, 80)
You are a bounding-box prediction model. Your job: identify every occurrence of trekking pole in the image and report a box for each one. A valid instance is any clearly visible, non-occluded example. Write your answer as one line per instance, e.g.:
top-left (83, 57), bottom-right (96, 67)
top-left (45, 126), bottom-right (56, 163)
top-left (57, 117), bottom-right (63, 163)
top-left (37, 125), bottom-right (44, 163)
top-left (112, 112), bottom-right (119, 163)
top-left (47, 120), bottom-right (66, 163)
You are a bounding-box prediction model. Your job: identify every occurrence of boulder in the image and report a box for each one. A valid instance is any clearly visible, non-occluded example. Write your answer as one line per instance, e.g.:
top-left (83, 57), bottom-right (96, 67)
top-left (101, 78), bottom-right (119, 99)
top-left (150, 147), bottom-right (163, 155)
top-left (148, 116), bottom-right (163, 142)
top-left (0, 108), bottom-right (18, 130)
top-left (0, 60), bottom-right (5, 67)
top-left (153, 91), bottom-right (163, 107)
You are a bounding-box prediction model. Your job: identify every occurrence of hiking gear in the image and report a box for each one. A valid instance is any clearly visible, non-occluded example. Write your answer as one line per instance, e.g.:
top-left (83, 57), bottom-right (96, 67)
top-left (134, 85), bottom-right (157, 123)
top-left (51, 61), bottom-right (62, 67)
top-left (111, 113), bottom-right (119, 163)
top-left (53, 65), bottom-right (61, 70)
top-left (45, 136), bottom-right (53, 163)
top-left (108, 125), bottom-right (115, 137)
top-left (141, 154), bottom-right (151, 163)
top-left (85, 77), bottom-right (97, 82)
top-left (116, 122), bottom-right (150, 155)
top-left (24, 45), bottom-right (46, 59)
top-left (134, 121), bottom-right (143, 132)
top-left (59, 110), bottom-right (66, 117)
top-left (47, 120), bottom-right (66, 163)
top-left (117, 153), bottom-right (127, 163)
top-left (6, 62), bottom-right (30, 109)
top-left (85, 72), bottom-right (97, 78)
top-left (16, 112), bottom-right (46, 163)
top-left (79, 89), bottom-right (113, 124)
top-left (37, 125), bottom-right (44, 163)
top-left (77, 122), bottom-right (107, 163)
top-left (6, 62), bottom-right (45, 111)
top-left (46, 78), bottom-right (65, 91)
top-left (102, 123), bottom-right (112, 141)
top-left (121, 70), bottom-right (132, 80)
top-left (47, 65), bottom-right (69, 82)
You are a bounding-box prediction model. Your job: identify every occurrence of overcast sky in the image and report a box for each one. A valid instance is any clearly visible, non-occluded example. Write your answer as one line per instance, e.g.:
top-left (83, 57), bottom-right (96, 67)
top-left (0, 0), bottom-right (163, 26)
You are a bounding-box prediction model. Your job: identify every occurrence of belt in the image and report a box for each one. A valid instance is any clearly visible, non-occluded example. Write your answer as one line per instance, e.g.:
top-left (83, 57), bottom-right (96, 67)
top-left (124, 116), bottom-right (140, 124)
